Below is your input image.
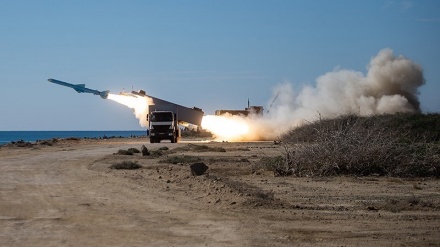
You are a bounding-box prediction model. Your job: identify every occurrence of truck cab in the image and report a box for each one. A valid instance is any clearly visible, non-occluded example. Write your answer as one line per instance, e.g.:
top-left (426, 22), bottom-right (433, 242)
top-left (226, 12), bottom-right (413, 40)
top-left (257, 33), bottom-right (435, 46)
top-left (149, 111), bottom-right (179, 143)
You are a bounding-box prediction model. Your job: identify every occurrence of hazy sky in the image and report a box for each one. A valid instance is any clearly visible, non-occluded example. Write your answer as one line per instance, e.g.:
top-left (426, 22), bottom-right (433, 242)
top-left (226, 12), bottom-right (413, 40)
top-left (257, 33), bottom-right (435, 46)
top-left (1, 0), bottom-right (439, 130)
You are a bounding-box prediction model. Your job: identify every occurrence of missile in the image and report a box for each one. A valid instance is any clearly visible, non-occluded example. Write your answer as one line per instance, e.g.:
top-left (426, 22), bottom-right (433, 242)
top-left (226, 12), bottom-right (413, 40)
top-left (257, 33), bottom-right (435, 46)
top-left (47, 78), bottom-right (109, 99)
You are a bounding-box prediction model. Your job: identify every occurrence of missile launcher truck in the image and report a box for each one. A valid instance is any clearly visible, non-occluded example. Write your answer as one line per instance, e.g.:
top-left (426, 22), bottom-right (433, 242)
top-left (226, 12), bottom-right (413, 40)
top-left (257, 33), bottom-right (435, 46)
top-left (131, 90), bottom-right (204, 143)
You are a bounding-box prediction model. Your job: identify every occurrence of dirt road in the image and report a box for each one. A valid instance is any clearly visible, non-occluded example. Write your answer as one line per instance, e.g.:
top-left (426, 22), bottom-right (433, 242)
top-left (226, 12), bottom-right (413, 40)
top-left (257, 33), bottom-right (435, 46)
top-left (1, 139), bottom-right (439, 246)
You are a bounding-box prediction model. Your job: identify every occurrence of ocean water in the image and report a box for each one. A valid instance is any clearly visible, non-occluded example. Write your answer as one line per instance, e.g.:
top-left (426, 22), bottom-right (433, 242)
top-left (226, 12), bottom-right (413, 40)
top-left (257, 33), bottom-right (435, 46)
top-left (0, 131), bottom-right (147, 145)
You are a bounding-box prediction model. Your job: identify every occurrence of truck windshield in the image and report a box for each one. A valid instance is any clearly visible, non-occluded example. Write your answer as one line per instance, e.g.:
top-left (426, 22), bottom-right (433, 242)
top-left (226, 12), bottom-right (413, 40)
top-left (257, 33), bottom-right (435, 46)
top-left (151, 112), bottom-right (173, 122)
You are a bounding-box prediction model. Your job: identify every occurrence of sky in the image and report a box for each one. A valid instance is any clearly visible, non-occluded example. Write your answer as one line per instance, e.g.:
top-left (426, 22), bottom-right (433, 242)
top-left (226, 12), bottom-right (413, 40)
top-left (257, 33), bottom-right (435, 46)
top-left (0, 0), bottom-right (439, 130)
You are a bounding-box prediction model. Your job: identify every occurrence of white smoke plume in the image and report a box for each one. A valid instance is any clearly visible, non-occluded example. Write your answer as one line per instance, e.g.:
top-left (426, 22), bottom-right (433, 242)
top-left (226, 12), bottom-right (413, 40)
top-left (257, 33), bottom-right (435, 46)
top-left (107, 93), bottom-right (153, 127)
top-left (203, 48), bottom-right (425, 141)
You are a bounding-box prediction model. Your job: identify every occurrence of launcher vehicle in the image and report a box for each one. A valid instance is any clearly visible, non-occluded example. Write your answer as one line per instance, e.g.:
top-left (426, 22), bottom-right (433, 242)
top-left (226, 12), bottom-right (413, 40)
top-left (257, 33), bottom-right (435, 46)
top-left (129, 90), bottom-right (204, 143)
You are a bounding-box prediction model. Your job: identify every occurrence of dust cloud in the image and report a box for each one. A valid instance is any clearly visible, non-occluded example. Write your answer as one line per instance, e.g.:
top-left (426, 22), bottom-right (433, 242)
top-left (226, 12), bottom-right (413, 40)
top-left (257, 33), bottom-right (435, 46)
top-left (203, 48), bottom-right (425, 141)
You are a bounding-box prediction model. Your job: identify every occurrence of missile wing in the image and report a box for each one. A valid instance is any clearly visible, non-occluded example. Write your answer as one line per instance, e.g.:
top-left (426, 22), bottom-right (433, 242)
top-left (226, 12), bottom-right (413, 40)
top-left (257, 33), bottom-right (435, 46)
top-left (47, 78), bottom-right (109, 99)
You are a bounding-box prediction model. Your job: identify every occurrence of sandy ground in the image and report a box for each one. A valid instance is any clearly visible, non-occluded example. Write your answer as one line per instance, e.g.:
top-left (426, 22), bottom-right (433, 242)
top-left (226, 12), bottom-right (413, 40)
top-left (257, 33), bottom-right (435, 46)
top-left (1, 138), bottom-right (439, 247)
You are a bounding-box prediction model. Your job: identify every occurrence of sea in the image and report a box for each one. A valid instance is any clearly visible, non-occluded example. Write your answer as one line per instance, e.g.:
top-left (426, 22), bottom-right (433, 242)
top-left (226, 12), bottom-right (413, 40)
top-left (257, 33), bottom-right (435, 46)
top-left (0, 131), bottom-right (148, 146)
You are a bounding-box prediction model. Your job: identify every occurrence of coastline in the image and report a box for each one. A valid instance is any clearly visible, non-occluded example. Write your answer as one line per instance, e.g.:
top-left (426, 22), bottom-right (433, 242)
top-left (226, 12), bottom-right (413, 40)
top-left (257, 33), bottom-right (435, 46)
top-left (0, 130), bottom-right (147, 146)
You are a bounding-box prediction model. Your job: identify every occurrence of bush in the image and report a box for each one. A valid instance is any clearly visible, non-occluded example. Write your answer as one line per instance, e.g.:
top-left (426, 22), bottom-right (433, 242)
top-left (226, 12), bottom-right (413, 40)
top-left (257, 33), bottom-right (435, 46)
top-left (150, 150), bottom-right (164, 157)
top-left (173, 144), bottom-right (226, 153)
top-left (116, 149), bottom-right (133, 155)
top-left (65, 137), bottom-right (80, 141)
top-left (115, 148), bottom-right (141, 155)
top-left (193, 144), bottom-right (226, 152)
top-left (281, 114), bottom-right (440, 177)
top-left (109, 161), bottom-right (142, 170)
top-left (284, 113), bottom-right (440, 144)
top-left (127, 148), bottom-right (140, 153)
top-left (254, 156), bottom-right (292, 176)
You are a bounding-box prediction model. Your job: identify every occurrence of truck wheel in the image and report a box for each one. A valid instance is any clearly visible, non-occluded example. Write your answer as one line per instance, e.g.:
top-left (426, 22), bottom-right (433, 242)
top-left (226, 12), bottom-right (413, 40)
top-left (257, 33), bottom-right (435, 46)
top-left (171, 137), bottom-right (176, 143)
top-left (150, 138), bottom-right (155, 143)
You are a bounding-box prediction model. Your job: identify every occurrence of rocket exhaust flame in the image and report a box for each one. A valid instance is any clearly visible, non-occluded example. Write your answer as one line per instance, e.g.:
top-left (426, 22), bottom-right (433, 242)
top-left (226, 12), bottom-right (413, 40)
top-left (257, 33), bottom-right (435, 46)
top-left (202, 48), bottom-right (425, 142)
top-left (201, 114), bottom-right (250, 142)
top-left (107, 93), bottom-right (153, 127)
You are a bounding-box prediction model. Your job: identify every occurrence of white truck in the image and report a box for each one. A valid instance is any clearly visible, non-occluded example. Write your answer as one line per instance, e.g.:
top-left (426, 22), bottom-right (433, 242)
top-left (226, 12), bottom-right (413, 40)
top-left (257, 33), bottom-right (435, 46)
top-left (148, 111), bottom-right (179, 143)
top-left (128, 90), bottom-right (204, 143)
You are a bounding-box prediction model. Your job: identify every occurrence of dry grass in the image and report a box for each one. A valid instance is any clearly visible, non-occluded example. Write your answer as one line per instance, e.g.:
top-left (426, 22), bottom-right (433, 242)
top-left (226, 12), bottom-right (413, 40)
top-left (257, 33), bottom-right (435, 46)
top-left (279, 113), bottom-right (440, 177)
